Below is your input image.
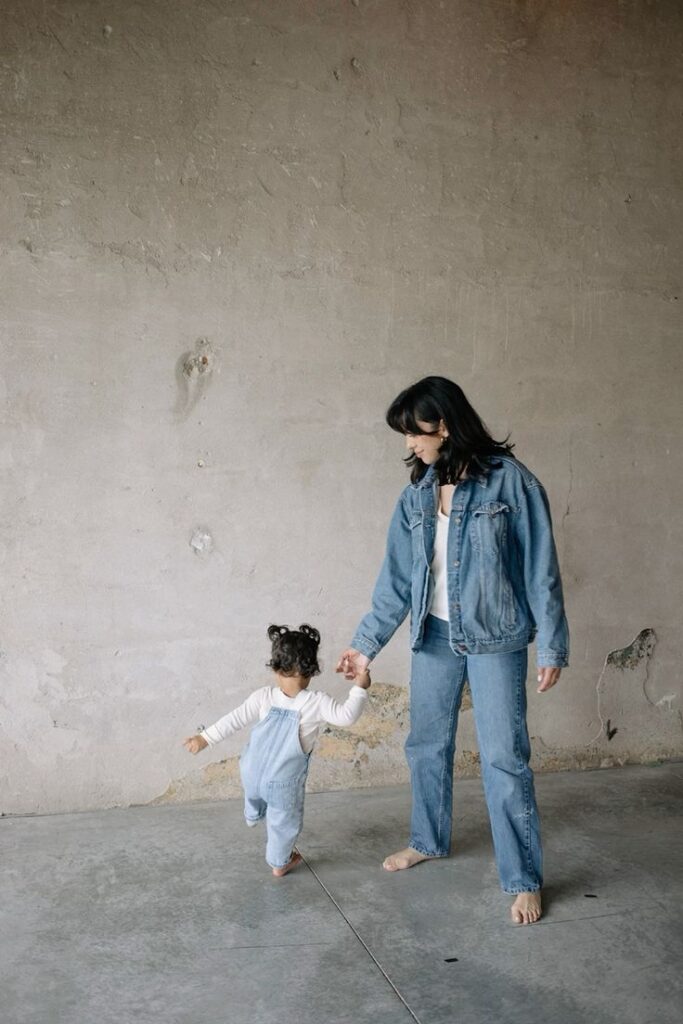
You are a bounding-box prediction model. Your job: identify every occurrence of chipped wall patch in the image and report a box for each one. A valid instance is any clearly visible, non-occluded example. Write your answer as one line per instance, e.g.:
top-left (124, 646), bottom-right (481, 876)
top-left (590, 629), bottom-right (657, 744)
top-left (189, 527), bottom-right (213, 556)
top-left (606, 629), bottom-right (656, 670)
top-left (174, 337), bottom-right (217, 420)
top-left (587, 628), bottom-right (681, 755)
top-left (311, 681), bottom-right (409, 784)
top-left (151, 755), bottom-right (242, 805)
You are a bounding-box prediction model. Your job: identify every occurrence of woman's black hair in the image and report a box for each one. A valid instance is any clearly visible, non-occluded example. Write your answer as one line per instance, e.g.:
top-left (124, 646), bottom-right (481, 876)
top-left (386, 375), bottom-right (515, 484)
top-left (267, 624), bottom-right (321, 679)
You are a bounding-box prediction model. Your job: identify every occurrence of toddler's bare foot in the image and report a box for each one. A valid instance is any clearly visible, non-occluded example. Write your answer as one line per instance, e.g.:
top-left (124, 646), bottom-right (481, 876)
top-left (382, 847), bottom-right (434, 872)
top-left (272, 851), bottom-right (302, 877)
top-left (511, 890), bottom-right (542, 924)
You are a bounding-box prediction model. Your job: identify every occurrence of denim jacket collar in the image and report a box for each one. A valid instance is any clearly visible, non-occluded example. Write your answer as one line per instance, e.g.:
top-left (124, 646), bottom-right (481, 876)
top-left (413, 464), bottom-right (436, 489)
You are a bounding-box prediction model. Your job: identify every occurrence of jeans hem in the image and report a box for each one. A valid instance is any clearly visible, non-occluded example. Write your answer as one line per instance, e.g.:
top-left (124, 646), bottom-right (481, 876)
top-left (503, 885), bottom-right (542, 895)
top-left (409, 841), bottom-right (450, 858)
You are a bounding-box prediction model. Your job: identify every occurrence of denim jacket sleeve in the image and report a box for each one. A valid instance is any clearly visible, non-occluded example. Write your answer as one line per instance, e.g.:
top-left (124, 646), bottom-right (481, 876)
top-left (350, 490), bottom-right (412, 660)
top-left (514, 480), bottom-right (570, 668)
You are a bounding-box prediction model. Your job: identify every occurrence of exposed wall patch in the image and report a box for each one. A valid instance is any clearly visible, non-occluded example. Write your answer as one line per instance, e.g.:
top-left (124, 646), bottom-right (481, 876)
top-left (189, 527), bottom-right (213, 557)
top-left (587, 628), bottom-right (680, 753)
top-left (606, 629), bottom-right (656, 671)
top-left (175, 337), bottom-right (216, 420)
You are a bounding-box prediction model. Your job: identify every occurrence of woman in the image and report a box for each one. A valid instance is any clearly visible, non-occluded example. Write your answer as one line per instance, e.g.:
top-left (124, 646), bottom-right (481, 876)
top-left (336, 376), bottom-right (569, 925)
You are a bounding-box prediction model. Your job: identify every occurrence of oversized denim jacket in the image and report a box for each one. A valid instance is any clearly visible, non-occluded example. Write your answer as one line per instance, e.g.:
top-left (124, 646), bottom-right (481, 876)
top-left (351, 456), bottom-right (569, 668)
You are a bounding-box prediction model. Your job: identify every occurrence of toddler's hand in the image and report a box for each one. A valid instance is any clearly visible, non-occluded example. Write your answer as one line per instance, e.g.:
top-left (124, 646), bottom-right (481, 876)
top-left (354, 668), bottom-right (371, 690)
top-left (183, 734), bottom-right (208, 754)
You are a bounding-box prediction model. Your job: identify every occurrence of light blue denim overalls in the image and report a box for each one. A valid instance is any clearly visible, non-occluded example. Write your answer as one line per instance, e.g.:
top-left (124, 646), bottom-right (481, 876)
top-left (239, 702), bottom-right (311, 869)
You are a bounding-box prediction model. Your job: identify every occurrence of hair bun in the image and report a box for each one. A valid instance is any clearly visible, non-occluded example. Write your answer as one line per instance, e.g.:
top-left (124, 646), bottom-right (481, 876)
top-left (267, 624), bottom-right (290, 641)
top-left (298, 624), bottom-right (321, 646)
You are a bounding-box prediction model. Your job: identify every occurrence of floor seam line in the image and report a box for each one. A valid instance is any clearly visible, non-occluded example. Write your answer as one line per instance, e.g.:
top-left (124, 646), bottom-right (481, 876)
top-left (299, 852), bottom-right (424, 1024)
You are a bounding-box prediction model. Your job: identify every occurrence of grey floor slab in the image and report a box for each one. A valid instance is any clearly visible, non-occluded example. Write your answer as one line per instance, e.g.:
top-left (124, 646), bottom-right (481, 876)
top-left (0, 801), bottom-right (415, 1024)
top-left (300, 764), bottom-right (683, 1024)
top-left (1, 765), bottom-right (681, 1024)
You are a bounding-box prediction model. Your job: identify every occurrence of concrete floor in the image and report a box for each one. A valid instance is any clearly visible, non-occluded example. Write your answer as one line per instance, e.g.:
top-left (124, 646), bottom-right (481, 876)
top-left (2, 764), bottom-right (682, 1024)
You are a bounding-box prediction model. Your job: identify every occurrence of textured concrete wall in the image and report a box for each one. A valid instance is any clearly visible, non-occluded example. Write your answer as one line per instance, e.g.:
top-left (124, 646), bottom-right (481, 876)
top-left (1, 0), bottom-right (681, 814)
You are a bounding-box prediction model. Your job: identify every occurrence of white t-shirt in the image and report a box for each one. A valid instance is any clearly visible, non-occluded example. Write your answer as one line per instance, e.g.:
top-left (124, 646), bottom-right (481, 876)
top-left (429, 508), bottom-right (450, 621)
top-left (200, 685), bottom-right (368, 754)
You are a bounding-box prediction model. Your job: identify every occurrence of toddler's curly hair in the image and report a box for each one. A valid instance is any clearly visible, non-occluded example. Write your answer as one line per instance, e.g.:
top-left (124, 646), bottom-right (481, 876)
top-left (267, 623), bottom-right (321, 679)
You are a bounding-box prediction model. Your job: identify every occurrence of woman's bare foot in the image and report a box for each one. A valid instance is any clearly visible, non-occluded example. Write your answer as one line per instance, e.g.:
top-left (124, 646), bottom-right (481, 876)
top-left (511, 890), bottom-right (542, 924)
top-left (382, 847), bottom-right (434, 872)
top-left (272, 851), bottom-right (302, 877)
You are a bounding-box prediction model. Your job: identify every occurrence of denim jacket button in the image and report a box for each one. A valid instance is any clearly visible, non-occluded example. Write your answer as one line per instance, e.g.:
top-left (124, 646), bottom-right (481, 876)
top-left (455, 517), bottom-right (462, 524)
top-left (454, 560), bottom-right (460, 567)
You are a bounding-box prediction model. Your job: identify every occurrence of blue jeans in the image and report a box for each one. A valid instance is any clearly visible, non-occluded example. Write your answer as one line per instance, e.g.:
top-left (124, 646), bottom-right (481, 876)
top-left (406, 614), bottom-right (542, 893)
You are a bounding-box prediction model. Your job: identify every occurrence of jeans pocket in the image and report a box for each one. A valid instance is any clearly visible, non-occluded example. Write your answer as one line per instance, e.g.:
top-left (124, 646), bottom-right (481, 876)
top-left (266, 774), bottom-right (305, 811)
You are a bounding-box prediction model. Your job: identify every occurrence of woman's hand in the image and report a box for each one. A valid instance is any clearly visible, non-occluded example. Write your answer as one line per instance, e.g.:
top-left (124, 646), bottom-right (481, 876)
top-left (336, 648), bottom-right (371, 680)
top-left (183, 734), bottom-right (208, 754)
top-left (537, 667), bottom-right (561, 693)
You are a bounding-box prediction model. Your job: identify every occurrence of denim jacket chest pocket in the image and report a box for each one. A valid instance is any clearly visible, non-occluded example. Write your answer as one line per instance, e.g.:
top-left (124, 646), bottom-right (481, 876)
top-left (408, 512), bottom-right (434, 565)
top-left (469, 501), bottom-right (516, 558)
top-left (464, 500), bottom-right (521, 634)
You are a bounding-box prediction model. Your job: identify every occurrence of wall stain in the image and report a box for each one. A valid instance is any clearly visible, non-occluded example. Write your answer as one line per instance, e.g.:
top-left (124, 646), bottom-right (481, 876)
top-left (606, 629), bottom-right (656, 670)
top-left (320, 682), bottom-right (407, 744)
top-left (189, 526), bottom-right (213, 557)
top-left (587, 628), bottom-right (676, 749)
top-left (152, 755), bottom-right (242, 805)
top-left (174, 337), bottom-right (216, 420)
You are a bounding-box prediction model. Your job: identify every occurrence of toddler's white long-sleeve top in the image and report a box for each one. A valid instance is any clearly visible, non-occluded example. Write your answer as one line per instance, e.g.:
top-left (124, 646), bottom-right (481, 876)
top-left (200, 685), bottom-right (368, 754)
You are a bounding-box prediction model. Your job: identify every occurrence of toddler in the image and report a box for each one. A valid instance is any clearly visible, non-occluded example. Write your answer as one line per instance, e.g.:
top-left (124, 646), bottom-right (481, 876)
top-left (183, 624), bottom-right (370, 876)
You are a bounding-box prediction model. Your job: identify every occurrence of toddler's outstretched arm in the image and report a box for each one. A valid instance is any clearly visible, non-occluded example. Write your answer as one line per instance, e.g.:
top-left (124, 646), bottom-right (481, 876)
top-left (182, 688), bottom-right (268, 754)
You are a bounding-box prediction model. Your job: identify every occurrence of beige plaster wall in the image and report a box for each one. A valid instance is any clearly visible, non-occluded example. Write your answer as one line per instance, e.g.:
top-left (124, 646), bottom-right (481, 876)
top-left (1, 0), bottom-right (681, 813)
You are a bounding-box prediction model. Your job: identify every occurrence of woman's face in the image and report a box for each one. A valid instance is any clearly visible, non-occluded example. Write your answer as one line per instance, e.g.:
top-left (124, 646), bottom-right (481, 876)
top-left (404, 419), bottom-right (447, 464)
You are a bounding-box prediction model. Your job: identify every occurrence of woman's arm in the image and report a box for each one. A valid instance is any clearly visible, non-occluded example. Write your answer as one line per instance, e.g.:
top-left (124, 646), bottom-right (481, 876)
top-left (347, 490), bottom-right (414, 661)
top-left (514, 481), bottom-right (570, 670)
